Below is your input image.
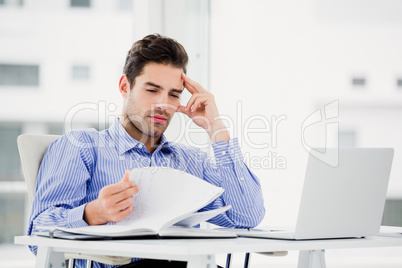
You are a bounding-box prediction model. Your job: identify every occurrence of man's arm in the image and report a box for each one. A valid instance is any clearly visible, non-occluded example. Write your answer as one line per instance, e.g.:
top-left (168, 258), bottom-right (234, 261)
top-left (177, 74), bottom-right (265, 227)
top-left (200, 138), bottom-right (265, 228)
top-left (27, 133), bottom-right (92, 254)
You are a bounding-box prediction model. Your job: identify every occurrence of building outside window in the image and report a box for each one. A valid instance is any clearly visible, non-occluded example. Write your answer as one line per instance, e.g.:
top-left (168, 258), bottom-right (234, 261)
top-left (70, 0), bottom-right (90, 8)
top-left (72, 65), bottom-right (90, 81)
top-left (0, 124), bottom-right (22, 182)
top-left (118, 0), bottom-right (132, 10)
top-left (0, 0), bottom-right (23, 7)
top-left (0, 123), bottom-right (24, 244)
top-left (0, 64), bottom-right (39, 87)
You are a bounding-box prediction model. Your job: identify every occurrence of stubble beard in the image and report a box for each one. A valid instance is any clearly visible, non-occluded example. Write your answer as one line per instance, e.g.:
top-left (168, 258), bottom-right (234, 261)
top-left (126, 111), bottom-right (170, 140)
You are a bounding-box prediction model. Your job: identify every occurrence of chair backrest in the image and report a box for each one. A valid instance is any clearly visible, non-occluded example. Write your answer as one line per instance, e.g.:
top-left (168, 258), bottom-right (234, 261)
top-left (17, 134), bottom-right (61, 204)
top-left (16, 134), bottom-right (134, 266)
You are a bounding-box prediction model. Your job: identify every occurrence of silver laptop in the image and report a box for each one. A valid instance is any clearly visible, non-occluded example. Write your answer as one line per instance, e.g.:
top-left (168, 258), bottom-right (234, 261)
top-left (238, 148), bottom-right (394, 240)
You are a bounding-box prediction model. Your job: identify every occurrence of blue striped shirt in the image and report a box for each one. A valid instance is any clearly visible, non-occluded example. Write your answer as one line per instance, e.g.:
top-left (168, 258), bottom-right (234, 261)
top-left (28, 119), bottom-right (265, 268)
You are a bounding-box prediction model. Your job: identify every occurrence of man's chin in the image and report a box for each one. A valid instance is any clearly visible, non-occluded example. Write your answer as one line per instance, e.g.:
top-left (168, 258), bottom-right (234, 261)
top-left (147, 125), bottom-right (168, 138)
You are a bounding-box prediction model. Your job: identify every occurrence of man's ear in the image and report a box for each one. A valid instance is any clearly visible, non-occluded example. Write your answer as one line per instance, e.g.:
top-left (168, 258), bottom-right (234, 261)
top-left (119, 75), bottom-right (130, 97)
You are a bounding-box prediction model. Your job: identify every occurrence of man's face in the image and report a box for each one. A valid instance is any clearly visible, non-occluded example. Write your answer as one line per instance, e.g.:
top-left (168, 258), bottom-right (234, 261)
top-left (121, 63), bottom-right (183, 140)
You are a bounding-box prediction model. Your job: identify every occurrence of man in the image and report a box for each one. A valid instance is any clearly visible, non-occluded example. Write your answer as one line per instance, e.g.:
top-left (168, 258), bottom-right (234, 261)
top-left (28, 34), bottom-right (265, 267)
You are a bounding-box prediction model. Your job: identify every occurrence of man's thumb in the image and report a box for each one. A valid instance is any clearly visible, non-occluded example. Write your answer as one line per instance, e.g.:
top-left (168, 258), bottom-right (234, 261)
top-left (122, 170), bottom-right (130, 182)
top-left (176, 105), bottom-right (189, 116)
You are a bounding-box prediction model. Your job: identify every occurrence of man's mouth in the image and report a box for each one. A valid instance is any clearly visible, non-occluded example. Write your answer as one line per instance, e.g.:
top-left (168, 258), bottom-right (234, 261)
top-left (149, 115), bottom-right (167, 124)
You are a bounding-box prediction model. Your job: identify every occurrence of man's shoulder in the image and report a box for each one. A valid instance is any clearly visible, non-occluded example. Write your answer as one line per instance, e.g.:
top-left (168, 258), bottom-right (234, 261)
top-left (53, 128), bottom-right (105, 150)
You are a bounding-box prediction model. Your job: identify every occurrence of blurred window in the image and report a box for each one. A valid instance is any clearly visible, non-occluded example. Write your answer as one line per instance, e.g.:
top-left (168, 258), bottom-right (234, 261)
top-left (0, 193), bottom-right (26, 243)
top-left (0, 0), bottom-right (23, 7)
top-left (397, 78), bottom-right (402, 88)
top-left (0, 124), bottom-right (22, 181)
top-left (119, 0), bottom-right (132, 10)
top-left (339, 131), bottom-right (356, 148)
top-left (0, 64), bottom-right (39, 87)
top-left (70, 0), bottom-right (90, 8)
top-left (72, 65), bottom-right (90, 81)
top-left (382, 199), bottom-right (402, 226)
top-left (351, 77), bottom-right (366, 88)
top-left (48, 124), bottom-right (65, 135)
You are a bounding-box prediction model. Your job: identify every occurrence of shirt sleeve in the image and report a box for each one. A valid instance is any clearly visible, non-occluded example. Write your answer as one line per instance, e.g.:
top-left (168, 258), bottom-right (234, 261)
top-left (200, 138), bottom-right (265, 228)
top-left (27, 132), bottom-right (94, 255)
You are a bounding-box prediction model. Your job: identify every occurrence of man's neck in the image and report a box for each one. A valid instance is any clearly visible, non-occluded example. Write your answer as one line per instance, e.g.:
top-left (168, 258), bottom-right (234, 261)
top-left (143, 139), bottom-right (160, 154)
top-left (119, 117), bottom-right (160, 154)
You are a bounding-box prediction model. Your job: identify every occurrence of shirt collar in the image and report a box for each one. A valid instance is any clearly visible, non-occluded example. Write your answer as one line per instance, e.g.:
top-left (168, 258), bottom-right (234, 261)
top-left (108, 118), bottom-right (173, 155)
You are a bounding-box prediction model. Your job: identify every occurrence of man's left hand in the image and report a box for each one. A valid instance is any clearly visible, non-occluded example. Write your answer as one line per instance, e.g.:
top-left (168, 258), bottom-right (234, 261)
top-left (177, 73), bottom-right (229, 143)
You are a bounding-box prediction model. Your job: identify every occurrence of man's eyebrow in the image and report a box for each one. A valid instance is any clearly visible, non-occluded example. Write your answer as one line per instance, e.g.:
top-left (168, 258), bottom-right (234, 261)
top-left (145, 82), bottom-right (162, 89)
top-left (171, 89), bottom-right (183, 94)
top-left (145, 81), bottom-right (183, 94)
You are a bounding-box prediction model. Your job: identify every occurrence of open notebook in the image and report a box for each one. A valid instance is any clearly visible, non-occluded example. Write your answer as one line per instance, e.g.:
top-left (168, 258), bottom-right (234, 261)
top-left (35, 167), bottom-right (236, 239)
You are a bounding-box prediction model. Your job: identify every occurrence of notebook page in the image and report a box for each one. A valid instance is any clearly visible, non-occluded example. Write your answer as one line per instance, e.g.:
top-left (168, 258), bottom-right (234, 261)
top-left (117, 167), bottom-right (224, 232)
top-left (174, 205), bottom-right (231, 227)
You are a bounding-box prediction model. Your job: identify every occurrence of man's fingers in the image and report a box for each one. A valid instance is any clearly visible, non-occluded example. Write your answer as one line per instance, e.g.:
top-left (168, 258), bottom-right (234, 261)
top-left (183, 80), bottom-right (198, 94)
top-left (115, 170), bottom-right (135, 193)
top-left (182, 73), bottom-right (200, 89)
top-left (105, 196), bottom-right (133, 216)
top-left (188, 94), bottom-right (210, 112)
top-left (176, 105), bottom-right (191, 116)
top-left (115, 196), bottom-right (134, 213)
top-left (100, 178), bottom-right (137, 200)
top-left (182, 73), bottom-right (207, 94)
top-left (185, 93), bottom-right (200, 112)
top-left (101, 185), bottom-right (137, 221)
top-left (109, 205), bottom-right (133, 223)
top-left (104, 180), bottom-right (135, 196)
top-left (191, 99), bottom-right (205, 112)
top-left (94, 170), bottom-right (139, 224)
top-left (110, 185), bottom-right (139, 205)
top-left (118, 205), bottom-right (133, 221)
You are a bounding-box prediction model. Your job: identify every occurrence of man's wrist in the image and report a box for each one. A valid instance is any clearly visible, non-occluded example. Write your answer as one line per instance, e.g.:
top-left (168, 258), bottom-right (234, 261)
top-left (208, 119), bottom-right (230, 143)
top-left (84, 200), bottom-right (105, 226)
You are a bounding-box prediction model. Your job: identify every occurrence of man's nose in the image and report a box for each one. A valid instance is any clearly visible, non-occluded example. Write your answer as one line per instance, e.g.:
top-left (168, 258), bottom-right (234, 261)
top-left (154, 94), bottom-right (169, 111)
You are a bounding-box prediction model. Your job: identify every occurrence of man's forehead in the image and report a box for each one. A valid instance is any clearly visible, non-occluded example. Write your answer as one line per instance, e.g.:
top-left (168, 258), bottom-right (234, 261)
top-left (138, 64), bottom-right (183, 89)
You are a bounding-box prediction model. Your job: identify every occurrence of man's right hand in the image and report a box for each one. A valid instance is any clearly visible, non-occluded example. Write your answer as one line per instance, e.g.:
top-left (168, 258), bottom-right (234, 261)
top-left (84, 170), bottom-right (139, 225)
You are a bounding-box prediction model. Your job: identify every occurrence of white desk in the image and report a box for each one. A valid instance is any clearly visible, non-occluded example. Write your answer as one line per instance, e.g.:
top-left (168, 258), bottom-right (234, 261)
top-left (15, 235), bottom-right (402, 268)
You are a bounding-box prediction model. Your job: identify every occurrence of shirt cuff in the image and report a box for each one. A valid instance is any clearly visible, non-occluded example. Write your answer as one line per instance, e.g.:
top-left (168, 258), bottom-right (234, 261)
top-left (212, 138), bottom-right (243, 166)
top-left (67, 204), bottom-right (89, 228)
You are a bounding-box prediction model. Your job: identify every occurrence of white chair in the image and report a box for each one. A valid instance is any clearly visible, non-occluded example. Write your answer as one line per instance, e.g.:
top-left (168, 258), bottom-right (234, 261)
top-left (17, 134), bottom-right (131, 268)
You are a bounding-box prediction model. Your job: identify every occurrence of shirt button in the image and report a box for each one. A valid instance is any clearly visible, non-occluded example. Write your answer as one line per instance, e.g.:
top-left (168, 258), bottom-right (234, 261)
top-left (221, 151), bottom-right (226, 155)
top-left (138, 144), bottom-right (143, 149)
top-left (240, 177), bottom-right (244, 181)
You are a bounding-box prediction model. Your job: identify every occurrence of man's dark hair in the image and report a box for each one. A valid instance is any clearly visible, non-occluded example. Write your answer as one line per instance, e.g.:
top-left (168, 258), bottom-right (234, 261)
top-left (123, 34), bottom-right (189, 87)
